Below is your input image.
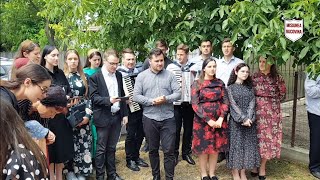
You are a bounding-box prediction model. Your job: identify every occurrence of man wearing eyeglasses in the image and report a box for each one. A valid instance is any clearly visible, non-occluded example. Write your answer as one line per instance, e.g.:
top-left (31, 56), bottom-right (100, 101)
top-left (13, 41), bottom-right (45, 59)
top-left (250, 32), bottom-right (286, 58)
top-left (89, 49), bottom-right (128, 180)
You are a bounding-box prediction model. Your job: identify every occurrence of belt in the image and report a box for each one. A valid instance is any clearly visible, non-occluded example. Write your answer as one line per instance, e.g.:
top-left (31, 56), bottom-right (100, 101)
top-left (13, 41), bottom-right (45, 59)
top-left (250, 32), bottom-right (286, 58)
top-left (111, 111), bottom-right (120, 116)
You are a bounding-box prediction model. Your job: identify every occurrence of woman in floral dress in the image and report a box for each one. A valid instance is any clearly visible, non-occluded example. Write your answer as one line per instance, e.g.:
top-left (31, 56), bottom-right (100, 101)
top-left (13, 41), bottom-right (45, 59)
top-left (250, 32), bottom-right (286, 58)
top-left (64, 49), bottom-right (93, 180)
top-left (226, 63), bottom-right (260, 180)
top-left (252, 57), bottom-right (286, 180)
top-left (191, 58), bottom-right (229, 180)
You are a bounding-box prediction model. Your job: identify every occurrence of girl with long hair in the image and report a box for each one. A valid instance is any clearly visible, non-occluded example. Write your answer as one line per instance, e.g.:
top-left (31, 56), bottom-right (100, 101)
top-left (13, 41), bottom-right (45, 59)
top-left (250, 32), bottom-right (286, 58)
top-left (83, 49), bottom-right (102, 164)
top-left (191, 57), bottom-right (229, 180)
top-left (11, 40), bottom-right (41, 79)
top-left (40, 45), bottom-right (74, 180)
top-left (0, 63), bottom-right (51, 111)
top-left (1, 99), bottom-right (49, 179)
top-left (251, 57), bottom-right (286, 180)
top-left (83, 49), bottom-right (102, 76)
top-left (63, 49), bottom-right (93, 179)
top-left (226, 63), bottom-right (260, 180)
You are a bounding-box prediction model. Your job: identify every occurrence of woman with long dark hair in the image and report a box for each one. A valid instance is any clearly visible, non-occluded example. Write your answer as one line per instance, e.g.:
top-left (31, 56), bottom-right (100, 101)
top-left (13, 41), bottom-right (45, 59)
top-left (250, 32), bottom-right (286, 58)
top-left (83, 49), bottom-right (102, 76)
top-left (40, 45), bottom-right (74, 180)
top-left (0, 63), bottom-right (51, 111)
top-left (1, 99), bottom-right (49, 179)
top-left (191, 57), bottom-right (229, 180)
top-left (227, 63), bottom-right (260, 180)
top-left (251, 57), bottom-right (286, 180)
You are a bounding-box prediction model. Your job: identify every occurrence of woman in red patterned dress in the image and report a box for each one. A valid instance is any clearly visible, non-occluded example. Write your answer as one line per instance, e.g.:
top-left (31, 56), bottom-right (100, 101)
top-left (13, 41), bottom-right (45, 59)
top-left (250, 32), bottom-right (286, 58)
top-left (251, 57), bottom-right (286, 180)
top-left (191, 58), bottom-right (229, 180)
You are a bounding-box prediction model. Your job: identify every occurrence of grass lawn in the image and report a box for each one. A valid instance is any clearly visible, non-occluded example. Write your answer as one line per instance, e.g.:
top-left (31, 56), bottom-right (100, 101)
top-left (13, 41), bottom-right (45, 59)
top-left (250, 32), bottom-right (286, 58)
top-left (90, 146), bottom-right (315, 180)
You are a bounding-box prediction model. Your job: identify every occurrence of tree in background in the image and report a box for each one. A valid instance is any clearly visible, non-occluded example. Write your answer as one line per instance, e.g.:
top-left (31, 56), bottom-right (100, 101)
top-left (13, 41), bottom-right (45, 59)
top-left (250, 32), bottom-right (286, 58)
top-left (221, 0), bottom-right (320, 78)
top-left (1, 0), bottom-right (319, 77)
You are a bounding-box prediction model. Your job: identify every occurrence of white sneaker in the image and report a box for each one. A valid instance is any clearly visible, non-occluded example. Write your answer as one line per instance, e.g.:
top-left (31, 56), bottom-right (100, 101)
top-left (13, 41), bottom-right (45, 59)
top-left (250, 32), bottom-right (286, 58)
top-left (77, 174), bottom-right (86, 180)
top-left (66, 172), bottom-right (78, 180)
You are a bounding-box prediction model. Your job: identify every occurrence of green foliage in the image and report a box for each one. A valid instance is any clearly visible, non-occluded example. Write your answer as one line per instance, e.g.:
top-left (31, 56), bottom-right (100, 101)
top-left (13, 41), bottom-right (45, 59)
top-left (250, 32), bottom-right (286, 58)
top-left (36, 0), bottom-right (235, 59)
top-left (1, 0), bottom-right (319, 77)
top-left (0, 0), bottom-right (47, 51)
top-left (222, 0), bottom-right (320, 77)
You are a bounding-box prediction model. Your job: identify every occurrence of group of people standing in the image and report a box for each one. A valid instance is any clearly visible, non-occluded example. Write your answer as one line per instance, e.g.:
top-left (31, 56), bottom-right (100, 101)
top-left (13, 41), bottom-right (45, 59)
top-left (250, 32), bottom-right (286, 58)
top-left (1, 37), bottom-right (318, 180)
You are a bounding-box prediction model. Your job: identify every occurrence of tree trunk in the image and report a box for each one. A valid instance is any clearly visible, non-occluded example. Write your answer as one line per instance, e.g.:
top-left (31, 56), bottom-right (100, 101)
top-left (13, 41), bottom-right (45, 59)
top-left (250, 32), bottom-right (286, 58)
top-left (45, 20), bottom-right (55, 46)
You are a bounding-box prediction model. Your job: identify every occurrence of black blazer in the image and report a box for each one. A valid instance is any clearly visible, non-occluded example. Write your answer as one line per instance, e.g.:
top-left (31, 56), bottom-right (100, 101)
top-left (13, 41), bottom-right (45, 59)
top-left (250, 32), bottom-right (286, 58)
top-left (89, 70), bottom-right (128, 127)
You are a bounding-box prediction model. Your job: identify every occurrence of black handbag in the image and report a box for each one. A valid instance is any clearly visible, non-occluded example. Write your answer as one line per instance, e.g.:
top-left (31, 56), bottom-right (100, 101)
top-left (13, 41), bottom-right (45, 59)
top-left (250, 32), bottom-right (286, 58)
top-left (67, 100), bottom-right (87, 128)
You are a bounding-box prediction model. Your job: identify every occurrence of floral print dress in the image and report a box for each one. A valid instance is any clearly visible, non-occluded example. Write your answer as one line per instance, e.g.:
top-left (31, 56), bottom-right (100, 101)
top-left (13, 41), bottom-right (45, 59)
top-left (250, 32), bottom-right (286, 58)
top-left (252, 72), bottom-right (286, 159)
top-left (67, 72), bottom-right (93, 176)
top-left (226, 84), bottom-right (260, 169)
top-left (191, 79), bottom-right (229, 154)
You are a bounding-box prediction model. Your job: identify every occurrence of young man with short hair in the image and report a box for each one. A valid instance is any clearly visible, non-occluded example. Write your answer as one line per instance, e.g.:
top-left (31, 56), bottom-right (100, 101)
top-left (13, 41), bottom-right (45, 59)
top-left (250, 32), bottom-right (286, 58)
top-left (133, 48), bottom-right (181, 180)
top-left (166, 44), bottom-right (196, 166)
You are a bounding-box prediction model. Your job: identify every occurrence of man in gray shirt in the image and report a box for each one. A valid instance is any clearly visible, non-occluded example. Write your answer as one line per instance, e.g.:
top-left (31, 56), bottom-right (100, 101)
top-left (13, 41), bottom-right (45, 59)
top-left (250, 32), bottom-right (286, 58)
top-left (305, 74), bottom-right (320, 179)
top-left (133, 48), bottom-right (181, 180)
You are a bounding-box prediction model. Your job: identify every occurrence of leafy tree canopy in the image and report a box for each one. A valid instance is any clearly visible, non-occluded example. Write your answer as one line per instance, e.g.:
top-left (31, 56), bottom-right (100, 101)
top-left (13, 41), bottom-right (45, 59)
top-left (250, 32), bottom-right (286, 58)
top-left (1, 0), bottom-right (319, 77)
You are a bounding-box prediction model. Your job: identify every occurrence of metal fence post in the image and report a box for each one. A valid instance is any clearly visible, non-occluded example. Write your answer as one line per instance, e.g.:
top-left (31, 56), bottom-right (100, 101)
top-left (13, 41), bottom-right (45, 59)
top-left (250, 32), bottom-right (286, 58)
top-left (291, 71), bottom-right (299, 147)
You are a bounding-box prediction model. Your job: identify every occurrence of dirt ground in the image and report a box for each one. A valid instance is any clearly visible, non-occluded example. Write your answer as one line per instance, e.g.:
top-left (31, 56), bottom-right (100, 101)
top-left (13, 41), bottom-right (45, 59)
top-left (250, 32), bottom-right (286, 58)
top-left (88, 147), bottom-right (314, 180)
top-left (87, 99), bottom-right (312, 180)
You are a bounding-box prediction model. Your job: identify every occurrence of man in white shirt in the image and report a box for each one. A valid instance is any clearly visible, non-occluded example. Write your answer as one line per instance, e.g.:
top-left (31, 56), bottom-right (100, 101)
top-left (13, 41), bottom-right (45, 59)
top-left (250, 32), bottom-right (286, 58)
top-left (89, 49), bottom-right (128, 180)
top-left (166, 44), bottom-right (196, 166)
top-left (216, 38), bottom-right (244, 85)
top-left (190, 39), bottom-right (218, 72)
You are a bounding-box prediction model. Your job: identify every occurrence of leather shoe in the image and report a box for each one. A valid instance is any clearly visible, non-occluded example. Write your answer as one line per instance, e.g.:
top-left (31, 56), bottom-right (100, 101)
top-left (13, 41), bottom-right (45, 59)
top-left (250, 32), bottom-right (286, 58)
top-left (126, 160), bottom-right (140, 171)
top-left (153, 175), bottom-right (161, 180)
top-left (182, 154), bottom-right (195, 165)
top-left (201, 176), bottom-right (211, 180)
top-left (311, 171), bottom-right (320, 179)
top-left (211, 176), bottom-right (219, 180)
top-left (250, 171), bottom-right (259, 177)
top-left (135, 158), bottom-right (149, 167)
top-left (258, 175), bottom-right (266, 180)
top-left (107, 173), bottom-right (124, 180)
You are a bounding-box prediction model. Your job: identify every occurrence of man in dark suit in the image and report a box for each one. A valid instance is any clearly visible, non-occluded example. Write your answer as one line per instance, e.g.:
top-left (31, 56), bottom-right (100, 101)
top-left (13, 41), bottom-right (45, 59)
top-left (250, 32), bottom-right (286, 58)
top-left (89, 49), bottom-right (128, 180)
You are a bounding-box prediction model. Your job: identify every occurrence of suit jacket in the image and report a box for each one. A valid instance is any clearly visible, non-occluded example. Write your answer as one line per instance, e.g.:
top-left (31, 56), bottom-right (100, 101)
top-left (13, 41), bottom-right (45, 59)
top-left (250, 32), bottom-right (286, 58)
top-left (89, 70), bottom-right (128, 127)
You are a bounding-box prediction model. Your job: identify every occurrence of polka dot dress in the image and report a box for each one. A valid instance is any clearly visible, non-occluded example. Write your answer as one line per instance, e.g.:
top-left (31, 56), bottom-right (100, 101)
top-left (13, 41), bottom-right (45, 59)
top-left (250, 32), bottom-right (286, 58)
top-left (2, 144), bottom-right (49, 180)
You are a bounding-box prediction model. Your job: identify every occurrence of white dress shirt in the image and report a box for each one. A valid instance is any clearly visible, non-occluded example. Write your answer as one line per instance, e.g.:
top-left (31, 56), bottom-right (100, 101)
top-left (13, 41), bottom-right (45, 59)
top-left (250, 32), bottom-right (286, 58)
top-left (216, 56), bottom-right (244, 85)
top-left (101, 65), bottom-right (120, 113)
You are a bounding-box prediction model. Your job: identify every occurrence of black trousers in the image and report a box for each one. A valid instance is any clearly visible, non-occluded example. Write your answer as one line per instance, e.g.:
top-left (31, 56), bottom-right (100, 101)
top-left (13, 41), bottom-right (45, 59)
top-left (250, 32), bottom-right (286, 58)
top-left (95, 114), bottom-right (122, 179)
top-left (125, 110), bottom-right (144, 162)
top-left (143, 116), bottom-right (176, 180)
top-left (174, 103), bottom-right (194, 157)
top-left (308, 112), bottom-right (320, 172)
